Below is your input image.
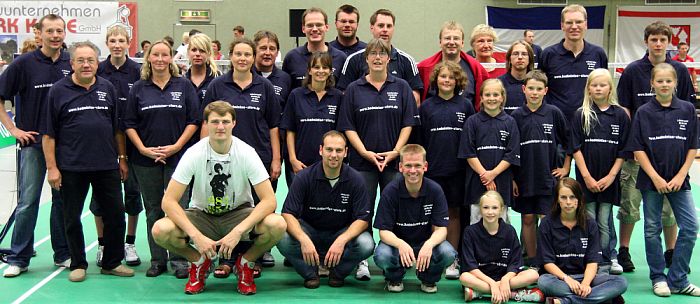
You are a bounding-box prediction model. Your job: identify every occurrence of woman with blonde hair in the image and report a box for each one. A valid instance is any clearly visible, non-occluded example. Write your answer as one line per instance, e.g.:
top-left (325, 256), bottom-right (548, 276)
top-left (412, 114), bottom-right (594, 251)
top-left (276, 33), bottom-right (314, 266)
top-left (470, 24), bottom-right (506, 78)
top-left (123, 39), bottom-right (200, 278)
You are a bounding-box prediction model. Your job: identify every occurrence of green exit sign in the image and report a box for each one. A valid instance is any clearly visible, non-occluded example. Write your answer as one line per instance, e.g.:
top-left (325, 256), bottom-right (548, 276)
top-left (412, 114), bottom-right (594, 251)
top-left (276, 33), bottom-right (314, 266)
top-left (180, 9), bottom-right (211, 22)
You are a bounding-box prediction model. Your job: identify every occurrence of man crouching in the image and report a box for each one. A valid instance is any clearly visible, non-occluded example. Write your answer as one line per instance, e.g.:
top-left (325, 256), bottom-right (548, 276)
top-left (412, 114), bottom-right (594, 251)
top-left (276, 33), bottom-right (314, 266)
top-left (152, 101), bottom-right (286, 295)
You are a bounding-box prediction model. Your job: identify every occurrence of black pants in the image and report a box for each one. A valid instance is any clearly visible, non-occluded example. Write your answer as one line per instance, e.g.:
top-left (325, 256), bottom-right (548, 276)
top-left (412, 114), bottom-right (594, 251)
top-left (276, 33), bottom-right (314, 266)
top-left (61, 170), bottom-right (125, 270)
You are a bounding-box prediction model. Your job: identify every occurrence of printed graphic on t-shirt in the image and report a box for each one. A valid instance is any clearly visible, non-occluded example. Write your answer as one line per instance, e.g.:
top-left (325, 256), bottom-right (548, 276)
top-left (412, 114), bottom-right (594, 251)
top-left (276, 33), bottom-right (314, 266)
top-left (207, 157), bottom-right (235, 215)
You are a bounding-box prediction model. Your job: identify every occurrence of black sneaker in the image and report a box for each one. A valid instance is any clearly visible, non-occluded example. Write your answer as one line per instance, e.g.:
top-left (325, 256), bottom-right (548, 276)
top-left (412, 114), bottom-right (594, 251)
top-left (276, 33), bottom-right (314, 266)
top-left (618, 247), bottom-right (635, 272)
top-left (665, 249), bottom-right (691, 273)
top-left (665, 249), bottom-right (673, 268)
top-left (328, 271), bottom-right (345, 287)
top-left (174, 266), bottom-right (189, 279)
top-left (304, 277), bottom-right (320, 289)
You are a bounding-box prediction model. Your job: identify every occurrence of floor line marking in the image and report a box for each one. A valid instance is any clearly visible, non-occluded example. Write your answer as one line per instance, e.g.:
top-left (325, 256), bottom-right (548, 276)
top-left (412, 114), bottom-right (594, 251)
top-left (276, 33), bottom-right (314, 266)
top-left (1, 210), bottom-right (92, 270)
top-left (12, 240), bottom-right (98, 304)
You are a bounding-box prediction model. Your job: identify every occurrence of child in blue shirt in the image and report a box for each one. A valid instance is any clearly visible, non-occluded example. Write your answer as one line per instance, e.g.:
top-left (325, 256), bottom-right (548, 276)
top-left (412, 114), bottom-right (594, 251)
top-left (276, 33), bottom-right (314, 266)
top-left (571, 69), bottom-right (630, 273)
top-left (627, 63), bottom-right (700, 297)
top-left (460, 191), bottom-right (542, 303)
top-left (459, 79), bottom-right (520, 224)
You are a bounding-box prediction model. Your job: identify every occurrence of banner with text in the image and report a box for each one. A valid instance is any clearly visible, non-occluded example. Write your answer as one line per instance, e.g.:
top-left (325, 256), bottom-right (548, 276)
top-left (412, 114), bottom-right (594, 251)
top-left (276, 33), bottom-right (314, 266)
top-left (0, 1), bottom-right (138, 63)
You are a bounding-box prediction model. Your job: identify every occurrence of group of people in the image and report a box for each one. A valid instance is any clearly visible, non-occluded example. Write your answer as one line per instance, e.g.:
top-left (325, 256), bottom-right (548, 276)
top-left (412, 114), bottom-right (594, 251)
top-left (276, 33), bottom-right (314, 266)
top-left (0, 3), bottom-right (698, 304)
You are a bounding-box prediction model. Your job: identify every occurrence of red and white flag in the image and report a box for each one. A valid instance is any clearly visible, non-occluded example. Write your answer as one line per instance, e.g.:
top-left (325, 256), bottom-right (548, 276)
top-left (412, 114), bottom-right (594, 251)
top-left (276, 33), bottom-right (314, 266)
top-left (616, 6), bottom-right (700, 67)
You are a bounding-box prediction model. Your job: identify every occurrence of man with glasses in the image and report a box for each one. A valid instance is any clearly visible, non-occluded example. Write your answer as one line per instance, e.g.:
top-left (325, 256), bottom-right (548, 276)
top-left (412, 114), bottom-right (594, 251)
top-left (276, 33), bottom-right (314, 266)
top-left (329, 4), bottom-right (367, 56)
top-left (417, 21), bottom-right (488, 106)
top-left (283, 7), bottom-right (347, 90)
top-left (43, 40), bottom-right (133, 282)
top-left (537, 4), bottom-right (608, 121)
top-left (152, 101), bottom-right (286, 295)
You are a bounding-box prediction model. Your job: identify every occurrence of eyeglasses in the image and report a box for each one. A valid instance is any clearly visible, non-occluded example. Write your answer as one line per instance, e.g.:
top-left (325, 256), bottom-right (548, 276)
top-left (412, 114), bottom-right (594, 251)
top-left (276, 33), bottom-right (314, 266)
top-left (74, 58), bottom-right (97, 65)
top-left (510, 52), bottom-right (529, 57)
top-left (367, 51), bottom-right (388, 58)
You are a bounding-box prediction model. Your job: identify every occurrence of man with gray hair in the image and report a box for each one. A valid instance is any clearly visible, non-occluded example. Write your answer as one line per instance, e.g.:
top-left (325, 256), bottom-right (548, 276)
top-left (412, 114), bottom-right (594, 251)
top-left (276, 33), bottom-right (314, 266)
top-left (43, 41), bottom-right (133, 282)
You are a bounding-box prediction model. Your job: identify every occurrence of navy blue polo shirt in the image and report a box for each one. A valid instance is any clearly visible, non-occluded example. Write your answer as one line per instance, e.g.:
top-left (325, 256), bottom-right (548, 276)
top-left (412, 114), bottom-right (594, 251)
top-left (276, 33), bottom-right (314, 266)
top-left (0, 49), bottom-right (71, 146)
top-left (253, 65), bottom-right (292, 111)
top-left (531, 44), bottom-right (543, 63)
top-left (538, 40), bottom-right (608, 120)
top-left (329, 37), bottom-right (367, 57)
top-left (185, 65), bottom-right (218, 104)
top-left (460, 219), bottom-right (523, 280)
top-left (458, 111), bottom-right (520, 206)
top-left (336, 75), bottom-right (419, 171)
top-left (498, 72), bottom-right (526, 115)
top-left (282, 43), bottom-right (347, 90)
top-left (571, 105), bottom-right (631, 205)
top-left (626, 97), bottom-right (698, 191)
top-left (537, 215), bottom-right (603, 274)
top-left (373, 176), bottom-right (449, 247)
top-left (424, 59), bottom-right (476, 103)
top-left (280, 86), bottom-right (342, 166)
top-left (510, 104), bottom-right (569, 197)
top-left (123, 76), bottom-right (200, 167)
top-left (337, 46), bottom-right (423, 92)
top-left (97, 56), bottom-right (141, 104)
top-left (617, 55), bottom-right (696, 119)
top-left (44, 76), bottom-right (119, 171)
top-left (418, 94), bottom-right (475, 177)
top-left (282, 162), bottom-right (372, 231)
top-left (97, 56), bottom-right (142, 151)
top-left (202, 71), bottom-right (281, 166)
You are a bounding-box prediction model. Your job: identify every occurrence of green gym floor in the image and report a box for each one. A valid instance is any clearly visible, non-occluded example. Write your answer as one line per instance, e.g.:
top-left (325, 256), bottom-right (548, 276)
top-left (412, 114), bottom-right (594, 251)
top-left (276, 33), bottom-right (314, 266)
top-left (1, 169), bottom-right (699, 304)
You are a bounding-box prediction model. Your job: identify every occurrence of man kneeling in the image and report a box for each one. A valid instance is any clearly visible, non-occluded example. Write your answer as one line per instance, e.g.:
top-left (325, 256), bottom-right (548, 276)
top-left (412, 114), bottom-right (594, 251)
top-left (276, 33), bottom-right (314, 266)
top-left (152, 101), bottom-right (286, 295)
top-left (278, 131), bottom-right (375, 288)
top-left (373, 144), bottom-right (457, 293)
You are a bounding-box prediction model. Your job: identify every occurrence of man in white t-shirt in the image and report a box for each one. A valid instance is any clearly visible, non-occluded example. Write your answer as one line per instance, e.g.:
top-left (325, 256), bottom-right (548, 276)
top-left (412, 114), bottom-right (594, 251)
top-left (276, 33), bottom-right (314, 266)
top-left (152, 101), bottom-right (287, 296)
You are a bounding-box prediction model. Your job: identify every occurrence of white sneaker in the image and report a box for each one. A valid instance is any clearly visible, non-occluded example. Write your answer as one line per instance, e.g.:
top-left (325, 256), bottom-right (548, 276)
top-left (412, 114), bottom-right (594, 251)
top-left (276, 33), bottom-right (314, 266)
top-left (445, 258), bottom-right (459, 280)
top-left (54, 258), bottom-right (71, 267)
top-left (124, 243), bottom-right (141, 266)
top-left (653, 281), bottom-right (671, 297)
top-left (3, 265), bottom-right (27, 277)
top-left (511, 287), bottom-right (544, 302)
top-left (318, 264), bottom-right (330, 277)
top-left (464, 287), bottom-right (482, 302)
top-left (385, 280), bottom-right (404, 292)
top-left (355, 259), bottom-right (370, 281)
top-left (96, 245), bottom-right (104, 267)
top-left (420, 282), bottom-right (437, 293)
top-left (610, 259), bottom-right (623, 275)
top-left (671, 283), bottom-right (700, 296)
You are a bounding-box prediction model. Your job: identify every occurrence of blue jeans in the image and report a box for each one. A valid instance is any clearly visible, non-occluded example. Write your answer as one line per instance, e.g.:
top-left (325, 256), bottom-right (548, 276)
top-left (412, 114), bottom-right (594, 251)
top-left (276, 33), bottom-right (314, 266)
top-left (6, 146), bottom-right (69, 267)
top-left (373, 240), bottom-right (456, 284)
top-left (538, 273), bottom-right (628, 304)
top-left (585, 202), bottom-right (613, 265)
top-left (277, 220), bottom-right (375, 280)
top-left (642, 190), bottom-right (698, 289)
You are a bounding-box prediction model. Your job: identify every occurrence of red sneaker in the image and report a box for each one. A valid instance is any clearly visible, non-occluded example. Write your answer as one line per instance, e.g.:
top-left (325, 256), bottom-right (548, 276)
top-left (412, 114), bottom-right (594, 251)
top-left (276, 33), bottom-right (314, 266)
top-left (234, 255), bottom-right (257, 295)
top-left (184, 258), bottom-right (211, 295)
